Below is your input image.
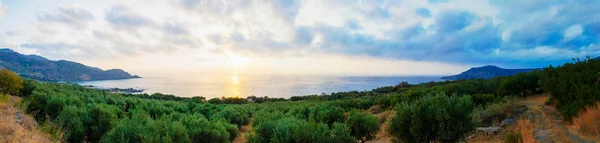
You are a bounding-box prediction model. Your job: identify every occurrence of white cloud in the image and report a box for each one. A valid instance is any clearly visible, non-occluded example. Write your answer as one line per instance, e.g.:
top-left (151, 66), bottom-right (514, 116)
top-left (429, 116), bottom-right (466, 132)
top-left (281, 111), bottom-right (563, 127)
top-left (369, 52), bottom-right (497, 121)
top-left (0, 2), bottom-right (6, 21)
top-left (36, 5), bottom-right (95, 29)
top-left (1, 0), bottom-right (599, 73)
top-left (563, 24), bottom-right (583, 42)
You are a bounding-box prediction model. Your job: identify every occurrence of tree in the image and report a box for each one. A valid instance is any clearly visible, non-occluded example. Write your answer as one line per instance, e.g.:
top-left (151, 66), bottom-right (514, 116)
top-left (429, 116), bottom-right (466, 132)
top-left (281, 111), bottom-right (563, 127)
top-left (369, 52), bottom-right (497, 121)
top-left (0, 69), bottom-right (24, 95)
top-left (346, 110), bottom-right (380, 143)
top-left (208, 98), bottom-right (222, 104)
top-left (389, 93), bottom-right (475, 143)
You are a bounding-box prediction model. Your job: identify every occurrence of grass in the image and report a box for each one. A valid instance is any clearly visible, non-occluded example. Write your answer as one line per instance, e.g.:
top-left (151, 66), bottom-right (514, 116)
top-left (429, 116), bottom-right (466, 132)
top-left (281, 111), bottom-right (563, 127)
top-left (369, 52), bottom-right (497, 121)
top-left (0, 94), bottom-right (9, 103)
top-left (517, 119), bottom-right (535, 143)
top-left (573, 103), bottom-right (600, 136)
top-left (0, 96), bottom-right (55, 143)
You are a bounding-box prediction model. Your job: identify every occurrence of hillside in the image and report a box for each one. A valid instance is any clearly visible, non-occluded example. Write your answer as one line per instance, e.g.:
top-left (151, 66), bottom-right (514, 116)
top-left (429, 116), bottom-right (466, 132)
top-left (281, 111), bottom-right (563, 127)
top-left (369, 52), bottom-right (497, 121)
top-left (442, 65), bottom-right (536, 80)
top-left (0, 49), bottom-right (139, 81)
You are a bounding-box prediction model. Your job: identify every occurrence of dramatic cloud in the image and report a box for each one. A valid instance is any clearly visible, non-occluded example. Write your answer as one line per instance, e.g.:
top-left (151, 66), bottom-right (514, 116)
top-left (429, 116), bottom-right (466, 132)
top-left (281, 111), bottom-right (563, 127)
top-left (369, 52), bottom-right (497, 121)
top-left (36, 6), bottom-right (95, 29)
top-left (0, 0), bottom-right (599, 73)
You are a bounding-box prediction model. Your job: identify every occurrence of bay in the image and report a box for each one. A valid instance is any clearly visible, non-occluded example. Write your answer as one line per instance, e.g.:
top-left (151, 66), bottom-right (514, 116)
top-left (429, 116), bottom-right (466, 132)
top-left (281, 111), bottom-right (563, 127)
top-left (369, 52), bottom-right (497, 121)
top-left (76, 74), bottom-right (444, 99)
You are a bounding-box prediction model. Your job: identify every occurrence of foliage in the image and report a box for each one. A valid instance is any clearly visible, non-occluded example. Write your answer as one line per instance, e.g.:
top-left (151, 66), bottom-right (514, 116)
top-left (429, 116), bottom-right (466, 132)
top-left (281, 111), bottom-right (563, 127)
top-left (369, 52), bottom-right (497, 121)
top-left (503, 131), bottom-right (523, 143)
top-left (248, 117), bottom-right (355, 143)
top-left (345, 110), bottom-right (380, 143)
top-left (0, 69), bottom-right (24, 95)
top-left (539, 58), bottom-right (600, 120)
top-left (389, 93), bottom-right (475, 143)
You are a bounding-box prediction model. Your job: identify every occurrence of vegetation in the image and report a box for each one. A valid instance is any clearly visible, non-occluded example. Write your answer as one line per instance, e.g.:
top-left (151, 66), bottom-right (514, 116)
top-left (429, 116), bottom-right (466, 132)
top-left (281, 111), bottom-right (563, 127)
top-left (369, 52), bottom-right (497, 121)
top-left (1, 56), bottom-right (599, 142)
top-left (345, 110), bottom-right (380, 143)
top-left (516, 119), bottom-right (535, 143)
top-left (0, 48), bottom-right (139, 81)
top-left (503, 131), bottom-right (523, 143)
top-left (573, 103), bottom-right (600, 136)
top-left (0, 69), bottom-right (24, 95)
top-left (539, 57), bottom-right (600, 120)
top-left (389, 93), bottom-right (475, 143)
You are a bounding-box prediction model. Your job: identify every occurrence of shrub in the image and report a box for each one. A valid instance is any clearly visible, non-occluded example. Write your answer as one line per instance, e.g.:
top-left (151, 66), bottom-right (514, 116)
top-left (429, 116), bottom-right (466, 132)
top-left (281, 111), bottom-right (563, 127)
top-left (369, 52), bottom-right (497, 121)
top-left (472, 97), bottom-right (518, 126)
top-left (573, 103), bottom-right (600, 136)
top-left (503, 131), bottom-right (523, 143)
top-left (388, 93), bottom-right (475, 143)
top-left (248, 117), bottom-right (354, 143)
top-left (212, 106), bottom-right (249, 127)
top-left (0, 69), bottom-right (24, 95)
top-left (208, 98), bottom-right (222, 104)
top-left (345, 110), bottom-right (380, 143)
top-left (57, 106), bottom-right (88, 143)
top-left (308, 104), bottom-right (345, 127)
top-left (87, 104), bottom-right (120, 142)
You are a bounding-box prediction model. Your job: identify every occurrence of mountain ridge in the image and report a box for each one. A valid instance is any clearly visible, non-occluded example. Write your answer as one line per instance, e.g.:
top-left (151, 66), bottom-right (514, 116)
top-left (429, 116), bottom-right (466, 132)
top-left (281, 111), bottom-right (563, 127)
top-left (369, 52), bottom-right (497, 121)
top-left (441, 65), bottom-right (538, 80)
top-left (443, 56), bottom-right (600, 80)
top-left (0, 48), bottom-right (140, 81)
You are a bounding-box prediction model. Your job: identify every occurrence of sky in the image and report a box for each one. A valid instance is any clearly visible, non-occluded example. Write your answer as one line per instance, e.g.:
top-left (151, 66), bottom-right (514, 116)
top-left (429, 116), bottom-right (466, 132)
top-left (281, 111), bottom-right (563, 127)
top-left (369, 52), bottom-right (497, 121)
top-left (0, 0), bottom-right (599, 76)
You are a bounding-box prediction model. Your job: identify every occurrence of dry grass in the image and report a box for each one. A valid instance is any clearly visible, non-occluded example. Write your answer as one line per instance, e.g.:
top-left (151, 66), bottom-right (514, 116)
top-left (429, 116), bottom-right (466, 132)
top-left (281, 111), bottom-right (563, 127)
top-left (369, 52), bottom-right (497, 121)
top-left (573, 103), bottom-right (600, 136)
top-left (516, 119), bottom-right (535, 143)
top-left (0, 96), bottom-right (54, 143)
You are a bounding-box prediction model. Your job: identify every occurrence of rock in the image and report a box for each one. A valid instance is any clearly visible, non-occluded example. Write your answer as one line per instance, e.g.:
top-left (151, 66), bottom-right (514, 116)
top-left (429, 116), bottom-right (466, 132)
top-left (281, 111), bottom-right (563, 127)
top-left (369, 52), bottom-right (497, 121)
top-left (14, 111), bottom-right (22, 119)
top-left (15, 119), bottom-right (23, 125)
top-left (34, 122), bottom-right (38, 126)
top-left (2, 112), bottom-right (5, 117)
top-left (535, 129), bottom-right (551, 143)
top-left (476, 127), bottom-right (502, 135)
top-left (528, 113), bottom-right (535, 120)
top-left (501, 119), bottom-right (517, 127)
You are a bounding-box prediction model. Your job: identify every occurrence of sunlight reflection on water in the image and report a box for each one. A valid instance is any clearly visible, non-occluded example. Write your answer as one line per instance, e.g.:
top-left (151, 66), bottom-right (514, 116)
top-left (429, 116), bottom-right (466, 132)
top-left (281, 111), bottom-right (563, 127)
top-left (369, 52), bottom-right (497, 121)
top-left (76, 74), bottom-right (443, 99)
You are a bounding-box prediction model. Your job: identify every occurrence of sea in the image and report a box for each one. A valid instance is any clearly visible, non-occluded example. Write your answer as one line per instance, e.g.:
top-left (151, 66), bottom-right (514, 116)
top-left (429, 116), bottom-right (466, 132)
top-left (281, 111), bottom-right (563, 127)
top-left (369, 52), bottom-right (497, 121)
top-left (76, 74), bottom-right (444, 99)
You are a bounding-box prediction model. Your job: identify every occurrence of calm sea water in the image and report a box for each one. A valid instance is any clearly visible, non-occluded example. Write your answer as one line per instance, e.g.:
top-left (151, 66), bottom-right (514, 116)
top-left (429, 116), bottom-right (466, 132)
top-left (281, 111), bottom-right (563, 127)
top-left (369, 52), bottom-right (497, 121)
top-left (76, 74), bottom-right (443, 99)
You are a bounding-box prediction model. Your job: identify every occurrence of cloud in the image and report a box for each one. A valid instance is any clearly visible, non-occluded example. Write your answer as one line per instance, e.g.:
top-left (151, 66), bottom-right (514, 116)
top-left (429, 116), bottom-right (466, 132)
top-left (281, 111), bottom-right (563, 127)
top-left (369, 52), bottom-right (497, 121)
top-left (563, 24), bottom-right (582, 42)
top-left (36, 6), bottom-right (95, 29)
top-left (106, 5), bottom-right (155, 29)
top-left (3, 0), bottom-right (600, 70)
top-left (435, 11), bottom-right (475, 33)
top-left (0, 2), bottom-right (6, 21)
top-left (163, 21), bottom-right (188, 35)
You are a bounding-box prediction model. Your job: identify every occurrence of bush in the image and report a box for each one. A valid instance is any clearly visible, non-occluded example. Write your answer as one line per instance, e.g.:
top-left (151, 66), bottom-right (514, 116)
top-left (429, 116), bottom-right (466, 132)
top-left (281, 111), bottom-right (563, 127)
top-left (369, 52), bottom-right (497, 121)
top-left (539, 59), bottom-right (600, 120)
top-left (212, 106), bottom-right (249, 127)
top-left (248, 117), bottom-right (355, 143)
top-left (57, 106), bottom-right (88, 143)
top-left (308, 104), bottom-right (345, 127)
top-left (87, 104), bottom-right (120, 142)
top-left (0, 69), bottom-right (24, 95)
top-left (503, 131), bottom-right (523, 143)
top-left (388, 93), bottom-right (475, 143)
top-left (345, 110), bottom-right (380, 143)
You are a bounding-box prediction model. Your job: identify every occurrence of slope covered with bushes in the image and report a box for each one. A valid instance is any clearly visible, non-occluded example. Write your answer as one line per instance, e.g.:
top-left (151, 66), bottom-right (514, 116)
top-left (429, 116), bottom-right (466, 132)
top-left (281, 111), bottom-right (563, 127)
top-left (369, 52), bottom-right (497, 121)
top-left (3, 57), bottom-right (600, 142)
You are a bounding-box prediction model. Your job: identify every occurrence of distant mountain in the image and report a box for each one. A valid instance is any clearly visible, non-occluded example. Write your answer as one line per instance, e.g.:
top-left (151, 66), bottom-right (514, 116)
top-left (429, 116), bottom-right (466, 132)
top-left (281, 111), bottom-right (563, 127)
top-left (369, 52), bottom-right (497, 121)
top-left (442, 65), bottom-right (537, 80)
top-left (0, 48), bottom-right (140, 81)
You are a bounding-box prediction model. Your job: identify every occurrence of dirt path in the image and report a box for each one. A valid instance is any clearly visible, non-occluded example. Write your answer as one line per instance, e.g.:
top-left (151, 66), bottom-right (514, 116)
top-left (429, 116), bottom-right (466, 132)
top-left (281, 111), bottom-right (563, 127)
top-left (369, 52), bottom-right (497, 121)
top-left (0, 96), bottom-right (53, 143)
top-left (232, 118), bottom-right (252, 143)
top-left (521, 96), bottom-right (596, 143)
top-left (366, 110), bottom-right (394, 143)
top-left (472, 95), bottom-right (597, 143)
